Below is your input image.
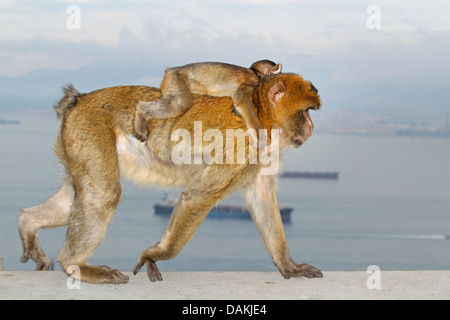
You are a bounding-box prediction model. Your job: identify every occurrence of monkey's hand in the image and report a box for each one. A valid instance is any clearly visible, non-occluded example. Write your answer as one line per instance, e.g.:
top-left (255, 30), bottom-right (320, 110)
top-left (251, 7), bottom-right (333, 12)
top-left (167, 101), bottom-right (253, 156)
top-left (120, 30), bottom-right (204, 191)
top-left (133, 120), bottom-right (149, 143)
top-left (133, 257), bottom-right (163, 282)
top-left (133, 102), bottom-right (151, 142)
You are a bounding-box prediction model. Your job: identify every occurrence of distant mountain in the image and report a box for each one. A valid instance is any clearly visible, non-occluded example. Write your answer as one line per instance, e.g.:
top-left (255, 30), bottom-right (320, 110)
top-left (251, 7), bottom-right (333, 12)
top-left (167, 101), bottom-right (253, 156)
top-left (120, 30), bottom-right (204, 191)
top-left (0, 61), bottom-right (163, 111)
top-left (1, 60), bottom-right (449, 123)
top-left (0, 95), bottom-right (54, 112)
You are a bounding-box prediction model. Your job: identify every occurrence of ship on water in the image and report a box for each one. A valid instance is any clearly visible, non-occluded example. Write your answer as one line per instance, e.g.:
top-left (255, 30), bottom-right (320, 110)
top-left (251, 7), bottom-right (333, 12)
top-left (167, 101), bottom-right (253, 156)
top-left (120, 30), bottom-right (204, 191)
top-left (0, 119), bottom-right (20, 125)
top-left (154, 193), bottom-right (292, 223)
top-left (281, 171), bottom-right (339, 180)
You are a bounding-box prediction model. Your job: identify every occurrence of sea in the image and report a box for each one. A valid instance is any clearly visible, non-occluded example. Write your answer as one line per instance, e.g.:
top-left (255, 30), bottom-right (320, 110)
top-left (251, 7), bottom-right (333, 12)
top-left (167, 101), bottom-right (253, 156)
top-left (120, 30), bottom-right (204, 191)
top-left (0, 110), bottom-right (449, 273)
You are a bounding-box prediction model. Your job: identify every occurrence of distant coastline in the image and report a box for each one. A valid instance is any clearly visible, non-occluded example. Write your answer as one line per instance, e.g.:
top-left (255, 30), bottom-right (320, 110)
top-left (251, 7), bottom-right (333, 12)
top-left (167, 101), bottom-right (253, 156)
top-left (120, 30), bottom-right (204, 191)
top-left (394, 129), bottom-right (450, 138)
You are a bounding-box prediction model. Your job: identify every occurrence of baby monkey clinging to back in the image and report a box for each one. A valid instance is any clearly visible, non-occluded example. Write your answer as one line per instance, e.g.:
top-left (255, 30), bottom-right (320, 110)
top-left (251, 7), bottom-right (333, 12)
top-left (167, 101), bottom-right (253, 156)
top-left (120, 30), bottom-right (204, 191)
top-left (133, 60), bottom-right (282, 143)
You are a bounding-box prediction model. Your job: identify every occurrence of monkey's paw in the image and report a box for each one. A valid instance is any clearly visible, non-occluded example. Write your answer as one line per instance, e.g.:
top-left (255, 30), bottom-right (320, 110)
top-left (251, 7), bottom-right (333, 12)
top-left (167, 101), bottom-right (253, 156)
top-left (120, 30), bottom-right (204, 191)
top-left (64, 265), bottom-right (129, 284)
top-left (132, 128), bottom-right (149, 143)
top-left (133, 108), bottom-right (150, 142)
top-left (133, 258), bottom-right (163, 282)
top-left (282, 263), bottom-right (323, 279)
top-left (20, 233), bottom-right (52, 271)
top-left (20, 250), bottom-right (51, 271)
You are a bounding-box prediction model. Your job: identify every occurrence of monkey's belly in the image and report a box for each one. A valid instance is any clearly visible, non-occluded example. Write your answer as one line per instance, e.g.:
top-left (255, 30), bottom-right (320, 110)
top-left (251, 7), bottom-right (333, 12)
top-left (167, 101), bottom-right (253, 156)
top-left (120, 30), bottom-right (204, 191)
top-left (116, 133), bottom-right (185, 187)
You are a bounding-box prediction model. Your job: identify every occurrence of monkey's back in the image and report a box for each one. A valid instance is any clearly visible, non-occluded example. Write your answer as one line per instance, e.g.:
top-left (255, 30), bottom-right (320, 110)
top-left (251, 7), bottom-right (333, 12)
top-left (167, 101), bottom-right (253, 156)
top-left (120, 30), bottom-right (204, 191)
top-left (54, 84), bottom-right (253, 187)
top-left (168, 62), bottom-right (259, 96)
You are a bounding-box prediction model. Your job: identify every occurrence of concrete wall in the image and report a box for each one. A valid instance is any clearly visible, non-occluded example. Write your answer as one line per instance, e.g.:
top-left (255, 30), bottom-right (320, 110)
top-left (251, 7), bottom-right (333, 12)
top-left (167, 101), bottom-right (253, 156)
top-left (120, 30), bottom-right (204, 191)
top-left (1, 270), bottom-right (449, 300)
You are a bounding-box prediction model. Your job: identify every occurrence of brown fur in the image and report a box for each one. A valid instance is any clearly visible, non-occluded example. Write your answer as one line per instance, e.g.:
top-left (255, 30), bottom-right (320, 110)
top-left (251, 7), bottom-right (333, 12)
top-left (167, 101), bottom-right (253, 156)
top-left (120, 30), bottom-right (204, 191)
top-left (18, 73), bottom-right (322, 284)
top-left (133, 60), bottom-right (282, 145)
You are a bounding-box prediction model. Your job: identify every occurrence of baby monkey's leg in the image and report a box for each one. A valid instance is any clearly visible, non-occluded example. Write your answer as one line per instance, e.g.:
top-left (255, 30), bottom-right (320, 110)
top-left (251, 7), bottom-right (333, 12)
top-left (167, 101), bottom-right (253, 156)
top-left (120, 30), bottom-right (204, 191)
top-left (232, 84), bottom-right (265, 147)
top-left (133, 69), bottom-right (193, 142)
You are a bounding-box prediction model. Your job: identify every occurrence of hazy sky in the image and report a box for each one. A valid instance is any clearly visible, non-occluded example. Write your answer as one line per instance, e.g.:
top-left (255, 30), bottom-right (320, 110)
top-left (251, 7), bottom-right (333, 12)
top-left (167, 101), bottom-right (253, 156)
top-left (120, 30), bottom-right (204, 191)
top-left (1, 0), bottom-right (449, 118)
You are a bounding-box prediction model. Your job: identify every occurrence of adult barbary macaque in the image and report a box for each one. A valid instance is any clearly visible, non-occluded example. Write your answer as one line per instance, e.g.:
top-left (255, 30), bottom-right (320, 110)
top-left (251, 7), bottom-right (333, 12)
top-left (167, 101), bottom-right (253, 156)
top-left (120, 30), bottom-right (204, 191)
top-left (133, 60), bottom-right (282, 144)
top-left (18, 72), bottom-right (322, 284)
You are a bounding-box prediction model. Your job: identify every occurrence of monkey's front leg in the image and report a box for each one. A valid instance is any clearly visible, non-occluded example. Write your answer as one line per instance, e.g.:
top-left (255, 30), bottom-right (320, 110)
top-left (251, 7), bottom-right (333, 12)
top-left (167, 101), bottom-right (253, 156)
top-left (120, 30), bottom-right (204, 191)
top-left (244, 173), bottom-right (323, 279)
top-left (133, 190), bottom-right (219, 282)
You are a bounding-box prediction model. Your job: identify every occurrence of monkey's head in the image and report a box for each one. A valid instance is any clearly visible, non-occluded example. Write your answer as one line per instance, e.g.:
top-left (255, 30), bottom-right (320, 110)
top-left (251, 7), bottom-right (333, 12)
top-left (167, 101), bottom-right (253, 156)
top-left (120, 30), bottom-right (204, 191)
top-left (250, 60), bottom-right (282, 76)
top-left (255, 73), bottom-right (321, 148)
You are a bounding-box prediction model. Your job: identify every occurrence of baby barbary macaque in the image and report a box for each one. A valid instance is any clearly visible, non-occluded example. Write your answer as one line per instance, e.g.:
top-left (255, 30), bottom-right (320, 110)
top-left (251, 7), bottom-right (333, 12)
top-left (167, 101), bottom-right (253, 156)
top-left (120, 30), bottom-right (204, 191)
top-left (133, 60), bottom-right (282, 144)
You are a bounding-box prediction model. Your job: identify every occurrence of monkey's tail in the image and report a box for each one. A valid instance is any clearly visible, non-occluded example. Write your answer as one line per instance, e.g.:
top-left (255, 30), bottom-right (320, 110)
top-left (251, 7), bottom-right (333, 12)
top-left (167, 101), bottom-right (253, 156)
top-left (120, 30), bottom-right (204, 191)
top-left (53, 84), bottom-right (85, 121)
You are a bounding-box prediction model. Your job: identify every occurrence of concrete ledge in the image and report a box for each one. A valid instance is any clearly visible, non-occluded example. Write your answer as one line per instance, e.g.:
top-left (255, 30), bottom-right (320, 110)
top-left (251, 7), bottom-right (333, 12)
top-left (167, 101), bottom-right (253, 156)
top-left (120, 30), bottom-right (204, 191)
top-left (1, 271), bottom-right (449, 300)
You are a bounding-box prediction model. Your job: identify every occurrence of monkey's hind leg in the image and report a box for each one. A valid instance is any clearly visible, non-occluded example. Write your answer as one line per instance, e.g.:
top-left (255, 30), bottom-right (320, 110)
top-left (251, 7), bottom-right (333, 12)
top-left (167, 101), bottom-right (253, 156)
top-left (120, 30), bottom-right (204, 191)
top-left (58, 172), bottom-right (129, 284)
top-left (133, 69), bottom-right (193, 142)
top-left (232, 84), bottom-right (265, 147)
top-left (57, 175), bottom-right (128, 284)
top-left (19, 179), bottom-right (74, 270)
top-left (57, 137), bottom-right (129, 284)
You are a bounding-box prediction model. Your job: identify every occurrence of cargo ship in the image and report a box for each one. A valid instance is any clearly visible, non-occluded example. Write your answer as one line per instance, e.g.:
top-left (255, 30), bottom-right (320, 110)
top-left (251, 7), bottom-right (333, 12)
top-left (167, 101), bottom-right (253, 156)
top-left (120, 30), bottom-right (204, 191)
top-left (0, 119), bottom-right (20, 125)
top-left (154, 194), bottom-right (292, 222)
top-left (281, 171), bottom-right (339, 180)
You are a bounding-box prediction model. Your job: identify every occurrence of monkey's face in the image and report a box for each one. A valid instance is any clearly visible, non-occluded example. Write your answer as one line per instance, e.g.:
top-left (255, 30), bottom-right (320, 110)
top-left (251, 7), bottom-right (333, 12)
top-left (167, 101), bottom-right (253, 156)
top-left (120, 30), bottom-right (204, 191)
top-left (262, 73), bottom-right (321, 148)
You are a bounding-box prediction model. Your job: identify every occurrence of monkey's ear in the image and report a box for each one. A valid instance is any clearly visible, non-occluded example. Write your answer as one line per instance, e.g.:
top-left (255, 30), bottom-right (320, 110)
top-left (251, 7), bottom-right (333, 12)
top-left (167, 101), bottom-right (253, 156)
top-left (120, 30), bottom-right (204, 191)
top-left (268, 81), bottom-right (286, 106)
top-left (268, 63), bottom-right (282, 75)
